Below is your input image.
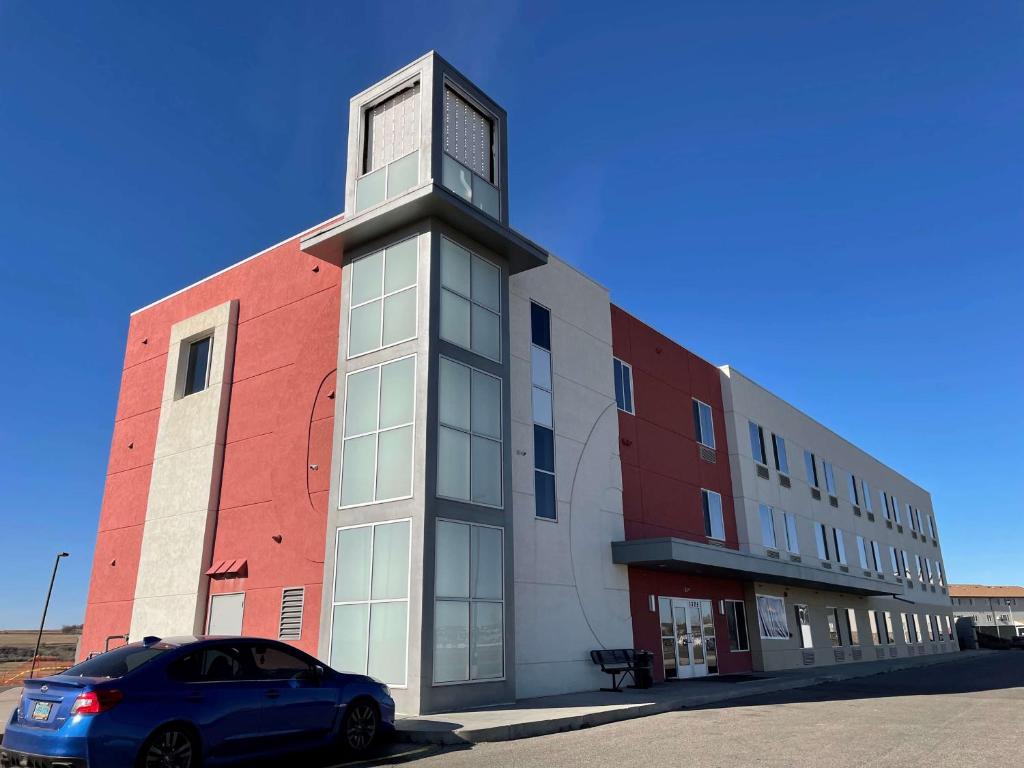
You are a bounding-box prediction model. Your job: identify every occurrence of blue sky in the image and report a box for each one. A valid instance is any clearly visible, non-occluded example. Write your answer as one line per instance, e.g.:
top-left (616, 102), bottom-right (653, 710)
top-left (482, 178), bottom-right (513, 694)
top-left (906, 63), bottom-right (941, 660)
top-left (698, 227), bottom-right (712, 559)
top-left (0, 1), bottom-right (1020, 628)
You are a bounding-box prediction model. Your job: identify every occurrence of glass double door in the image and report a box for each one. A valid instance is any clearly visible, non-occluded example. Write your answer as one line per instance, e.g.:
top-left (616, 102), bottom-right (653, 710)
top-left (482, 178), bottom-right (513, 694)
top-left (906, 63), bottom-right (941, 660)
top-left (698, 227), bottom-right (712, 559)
top-left (659, 597), bottom-right (718, 679)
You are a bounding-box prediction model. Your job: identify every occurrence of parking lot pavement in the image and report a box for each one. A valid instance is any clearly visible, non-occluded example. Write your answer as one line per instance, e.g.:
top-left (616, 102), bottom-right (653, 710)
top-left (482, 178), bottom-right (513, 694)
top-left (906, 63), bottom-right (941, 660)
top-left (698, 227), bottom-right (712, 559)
top-left (331, 651), bottom-right (1024, 768)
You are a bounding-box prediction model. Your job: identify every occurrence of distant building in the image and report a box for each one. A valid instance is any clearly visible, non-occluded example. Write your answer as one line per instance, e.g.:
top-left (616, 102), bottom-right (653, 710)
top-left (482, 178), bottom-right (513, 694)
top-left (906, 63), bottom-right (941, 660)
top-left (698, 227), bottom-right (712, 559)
top-left (949, 585), bottom-right (1024, 638)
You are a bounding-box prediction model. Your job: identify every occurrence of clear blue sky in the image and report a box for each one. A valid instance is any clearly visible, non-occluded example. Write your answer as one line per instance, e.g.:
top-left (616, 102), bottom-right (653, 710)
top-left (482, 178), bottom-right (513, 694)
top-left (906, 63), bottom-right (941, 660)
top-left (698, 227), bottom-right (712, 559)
top-left (1, 1), bottom-right (1021, 628)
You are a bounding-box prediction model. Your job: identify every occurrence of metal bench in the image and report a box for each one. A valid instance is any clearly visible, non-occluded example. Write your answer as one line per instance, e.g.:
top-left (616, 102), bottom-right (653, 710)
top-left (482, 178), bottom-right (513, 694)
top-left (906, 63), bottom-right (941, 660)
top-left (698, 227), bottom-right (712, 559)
top-left (589, 648), bottom-right (639, 692)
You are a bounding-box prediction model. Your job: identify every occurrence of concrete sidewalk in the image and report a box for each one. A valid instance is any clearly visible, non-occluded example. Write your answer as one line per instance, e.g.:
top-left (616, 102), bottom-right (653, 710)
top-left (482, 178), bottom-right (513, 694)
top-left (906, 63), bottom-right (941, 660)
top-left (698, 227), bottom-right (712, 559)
top-left (396, 650), bottom-right (993, 744)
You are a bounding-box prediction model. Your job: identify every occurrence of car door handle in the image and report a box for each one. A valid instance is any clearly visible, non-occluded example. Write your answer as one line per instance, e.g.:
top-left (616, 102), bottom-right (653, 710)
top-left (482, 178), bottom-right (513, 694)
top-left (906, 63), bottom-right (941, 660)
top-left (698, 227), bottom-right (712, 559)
top-left (264, 690), bottom-right (280, 699)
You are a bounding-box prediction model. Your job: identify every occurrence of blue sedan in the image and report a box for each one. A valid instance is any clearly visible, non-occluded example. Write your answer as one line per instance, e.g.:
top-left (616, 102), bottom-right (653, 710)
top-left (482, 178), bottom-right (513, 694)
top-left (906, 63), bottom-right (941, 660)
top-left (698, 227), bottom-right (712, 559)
top-left (0, 636), bottom-right (395, 768)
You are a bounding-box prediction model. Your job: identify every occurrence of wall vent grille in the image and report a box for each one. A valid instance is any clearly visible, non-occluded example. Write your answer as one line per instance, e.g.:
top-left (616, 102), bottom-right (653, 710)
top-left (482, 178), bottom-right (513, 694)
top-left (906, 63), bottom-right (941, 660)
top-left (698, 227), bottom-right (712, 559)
top-left (802, 651), bottom-right (815, 666)
top-left (834, 648), bottom-right (845, 662)
top-left (756, 464), bottom-right (770, 480)
top-left (839, 565), bottom-right (849, 573)
top-left (811, 488), bottom-right (822, 501)
top-left (867, 512), bottom-right (875, 522)
top-left (852, 648), bottom-right (863, 661)
top-left (896, 524), bottom-right (903, 533)
top-left (821, 561), bottom-right (832, 569)
top-left (279, 587), bottom-right (305, 640)
top-left (767, 549), bottom-right (780, 559)
top-left (790, 554), bottom-right (802, 563)
top-left (699, 445), bottom-right (717, 464)
top-left (889, 646), bottom-right (898, 658)
top-left (829, 495), bottom-right (839, 508)
top-left (779, 474), bottom-right (791, 488)
top-left (885, 520), bottom-right (893, 529)
top-left (853, 507), bottom-right (862, 517)
top-left (911, 531), bottom-right (918, 540)
top-left (875, 647), bottom-right (886, 659)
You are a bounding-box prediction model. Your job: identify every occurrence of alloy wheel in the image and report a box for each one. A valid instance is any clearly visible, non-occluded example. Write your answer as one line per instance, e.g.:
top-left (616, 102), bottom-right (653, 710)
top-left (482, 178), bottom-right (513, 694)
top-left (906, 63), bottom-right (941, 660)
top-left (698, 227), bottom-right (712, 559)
top-left (143, 728), bottom-right (194, 768)
top-left (345, 702), bottom-right (378, 752)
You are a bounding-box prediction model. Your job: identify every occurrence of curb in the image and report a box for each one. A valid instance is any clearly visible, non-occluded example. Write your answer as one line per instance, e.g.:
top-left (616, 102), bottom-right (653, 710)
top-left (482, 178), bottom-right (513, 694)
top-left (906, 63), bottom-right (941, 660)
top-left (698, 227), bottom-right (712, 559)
top-left (395, 651), bottom-right (991, 745)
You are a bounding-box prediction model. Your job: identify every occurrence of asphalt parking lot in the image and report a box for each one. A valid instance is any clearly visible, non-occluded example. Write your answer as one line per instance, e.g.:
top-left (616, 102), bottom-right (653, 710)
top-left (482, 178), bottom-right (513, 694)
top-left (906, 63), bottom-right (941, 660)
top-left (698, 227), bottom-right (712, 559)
top-left (329, 651), bottom-right (1024, 768)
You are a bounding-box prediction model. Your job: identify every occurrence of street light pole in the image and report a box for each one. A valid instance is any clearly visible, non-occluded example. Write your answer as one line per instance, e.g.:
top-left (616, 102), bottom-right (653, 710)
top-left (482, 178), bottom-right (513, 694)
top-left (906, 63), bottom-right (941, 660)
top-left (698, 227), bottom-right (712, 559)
top-left (29, 552), bottom-right (69, 680)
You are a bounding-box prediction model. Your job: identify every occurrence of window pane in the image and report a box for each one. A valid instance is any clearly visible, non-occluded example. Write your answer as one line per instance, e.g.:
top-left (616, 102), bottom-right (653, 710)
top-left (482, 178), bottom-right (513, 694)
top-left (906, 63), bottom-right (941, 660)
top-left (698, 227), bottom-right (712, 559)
top-left (531, 346), bottom-right (552, 390)
top-left (773, 435), bottom-right (788, 473)
top-left (471, 369), bottom-right (501, 439)
top-left (330, 604), bottom-right (368, 674)
top-left (535, 471), bottom-right (556, 519)
top-left (340, 434), bottom-right (376, 507)
top-left (472, 526), bottom-right (503, 600)
top-left (382, 288), bottom-right (416, 346)
top-left (335, 526), bottom-right (372, 602)
top-left (804, 451), bottom-right (817, 487)
top-left (471, 602), bottom-right (504, 679)
top-left (369, 521), bottom-right (410, 600)
top-left (759, 505), bottom-right (776, 548)
top-left (437, 426), bottom-right (470, 500)
top-left (531, 303), bottom-right (551, 350)
top-left (699, 404), bottom-right (715, 449)
top-left (734, 603), bottom-right (748, 651)
top-left (785, 514), bottom-right (799, 554)
top-left (704, 491), bottom-right (725, 539)
top-left (471, 256), bottom-right (501, 312)
top-left (345, 367), bottom-right (380, 437)
top-left (383, 238), bottom-right (417, 295)
top-left (440, 237), bottom-right (471, 295)
top-left (436, 521), bottom-right (470, 598)
top-left (533, 425), bottom-right (554, 473)
top-left (613, 360), bottom-right (624, 410)
top-left (349, 300), bottom-right (382, 357)
top-left (438, 357), bottom-right (471, 430)
top-left (375, 426), bottom-right (413, 500)
top-left (442, 154), bottom-right (473, 202)
top-left (471, 304), bottom-right (500, 360)
top-left (385, 151), bottom-right (418, 199)
top-left (433, 600), bottom-right (469, 683)
top-left (184, 337), bottom-right (211, 396)
top-left (621, 364), bottom-right (633, 412)
top-left (440, 290), bottom-right (471, 349)
top-left (379, 356), bottom-right (415, 429)
top-left (473, 175), bottom-right (500, 219)
top-left (351, 250), bottom-right (384, 306)
top-left (471, 436), bottom-right (502, 506)
top-left (355, 168), bottom-right (386, 212)
top-left (531, 387), bottom-right (553, 427)
top-left (748, 422), bottom-right (764, 463)
top-left (367, 602), bottom-right (408, 685)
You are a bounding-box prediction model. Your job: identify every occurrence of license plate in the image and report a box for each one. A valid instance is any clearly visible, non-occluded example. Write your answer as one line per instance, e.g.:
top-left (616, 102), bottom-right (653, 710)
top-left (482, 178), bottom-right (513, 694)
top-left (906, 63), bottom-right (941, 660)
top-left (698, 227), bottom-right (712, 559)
top-left (30, 701), bottom-right (52, 721)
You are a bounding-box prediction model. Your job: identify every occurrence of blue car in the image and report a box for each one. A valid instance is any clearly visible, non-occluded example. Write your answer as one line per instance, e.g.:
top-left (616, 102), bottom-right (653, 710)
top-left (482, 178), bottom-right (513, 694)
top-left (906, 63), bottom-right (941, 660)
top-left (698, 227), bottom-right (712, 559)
top-left (0, 636), bottom-right (395, 768)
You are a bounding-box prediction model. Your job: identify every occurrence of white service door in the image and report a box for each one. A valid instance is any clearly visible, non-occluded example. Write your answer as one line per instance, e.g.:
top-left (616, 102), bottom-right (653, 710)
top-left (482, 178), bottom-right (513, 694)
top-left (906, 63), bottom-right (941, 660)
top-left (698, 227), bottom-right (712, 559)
top-left (207, 593), bottom-right (244, 635)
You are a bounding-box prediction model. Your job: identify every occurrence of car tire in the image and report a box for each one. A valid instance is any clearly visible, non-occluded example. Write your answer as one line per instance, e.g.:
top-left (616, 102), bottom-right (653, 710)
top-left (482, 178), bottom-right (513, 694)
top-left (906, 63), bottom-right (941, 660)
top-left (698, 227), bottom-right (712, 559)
top-left (137, 724), bottom-right (200, 768)
top-left (340, 698), bottom-right (379, 754)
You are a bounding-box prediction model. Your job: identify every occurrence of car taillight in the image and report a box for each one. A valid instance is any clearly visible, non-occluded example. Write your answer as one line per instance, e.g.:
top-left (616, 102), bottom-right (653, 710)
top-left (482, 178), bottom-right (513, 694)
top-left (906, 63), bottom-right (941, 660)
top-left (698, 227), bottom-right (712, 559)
top-left (70, 690), bottom-right (124, 715)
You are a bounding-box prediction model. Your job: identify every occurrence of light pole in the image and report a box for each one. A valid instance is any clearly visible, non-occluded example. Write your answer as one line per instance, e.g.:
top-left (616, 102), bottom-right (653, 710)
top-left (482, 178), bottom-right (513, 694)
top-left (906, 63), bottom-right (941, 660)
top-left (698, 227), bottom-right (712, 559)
top-left (29, 552), bottom-right (69, 680)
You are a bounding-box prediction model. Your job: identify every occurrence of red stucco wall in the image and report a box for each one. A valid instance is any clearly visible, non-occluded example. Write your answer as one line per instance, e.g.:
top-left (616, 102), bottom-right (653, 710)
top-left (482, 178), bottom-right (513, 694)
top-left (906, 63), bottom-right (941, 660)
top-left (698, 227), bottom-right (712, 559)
top-left (80, 226), bottom-right (342, 659)
top-left (610, 305), bottom-right (752, 677)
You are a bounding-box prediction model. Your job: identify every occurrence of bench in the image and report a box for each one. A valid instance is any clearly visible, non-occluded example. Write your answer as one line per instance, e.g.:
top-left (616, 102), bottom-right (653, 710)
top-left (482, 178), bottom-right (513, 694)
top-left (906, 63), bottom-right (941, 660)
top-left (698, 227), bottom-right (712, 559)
top-left (589, 648), bottom-right (640, 692)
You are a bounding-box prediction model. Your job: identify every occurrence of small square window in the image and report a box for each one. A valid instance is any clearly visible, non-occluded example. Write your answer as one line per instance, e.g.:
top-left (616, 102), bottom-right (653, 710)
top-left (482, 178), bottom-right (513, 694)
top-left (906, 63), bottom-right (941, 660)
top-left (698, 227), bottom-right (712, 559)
top-left (183, 336), bottom-right (212, 397)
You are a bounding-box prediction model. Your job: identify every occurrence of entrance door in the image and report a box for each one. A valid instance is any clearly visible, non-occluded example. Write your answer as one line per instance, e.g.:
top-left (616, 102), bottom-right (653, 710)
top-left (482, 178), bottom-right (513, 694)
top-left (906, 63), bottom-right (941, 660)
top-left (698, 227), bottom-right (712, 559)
top-left (659, 598), bottom-right (718, 679)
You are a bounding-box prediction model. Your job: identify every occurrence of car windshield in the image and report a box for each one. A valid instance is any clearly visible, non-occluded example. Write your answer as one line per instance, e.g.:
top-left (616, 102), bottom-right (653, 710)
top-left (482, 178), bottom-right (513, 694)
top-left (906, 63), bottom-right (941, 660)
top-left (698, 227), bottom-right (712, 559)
top-left (61, 644), bottom-right (174, 679)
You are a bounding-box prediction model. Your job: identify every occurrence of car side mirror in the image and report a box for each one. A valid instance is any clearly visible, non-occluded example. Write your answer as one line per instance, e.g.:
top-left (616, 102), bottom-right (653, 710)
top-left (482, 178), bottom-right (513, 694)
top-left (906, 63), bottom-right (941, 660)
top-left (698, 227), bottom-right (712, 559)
top-left (301, 665), bottom-right (325, 685)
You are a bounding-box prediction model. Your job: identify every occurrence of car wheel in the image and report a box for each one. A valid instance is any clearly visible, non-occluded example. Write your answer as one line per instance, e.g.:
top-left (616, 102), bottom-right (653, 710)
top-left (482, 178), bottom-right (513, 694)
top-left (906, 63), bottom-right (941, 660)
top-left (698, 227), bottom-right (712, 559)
top-left (139, 725), bottom-right (199, 768)
top-left (341, 699), bottom-right (379, 753)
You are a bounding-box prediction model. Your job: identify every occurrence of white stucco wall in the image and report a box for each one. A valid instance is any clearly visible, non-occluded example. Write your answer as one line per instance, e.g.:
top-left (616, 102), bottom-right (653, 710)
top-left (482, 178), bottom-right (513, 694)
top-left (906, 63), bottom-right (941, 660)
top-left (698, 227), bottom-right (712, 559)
top-left (508, 257), bottom-right (633, 699)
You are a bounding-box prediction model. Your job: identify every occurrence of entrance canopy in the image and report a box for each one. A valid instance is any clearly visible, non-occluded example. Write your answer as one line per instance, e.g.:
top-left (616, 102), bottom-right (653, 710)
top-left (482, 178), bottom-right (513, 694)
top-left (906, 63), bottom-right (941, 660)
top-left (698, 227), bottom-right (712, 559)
top-left (612, 537), bottom-right (904, 597)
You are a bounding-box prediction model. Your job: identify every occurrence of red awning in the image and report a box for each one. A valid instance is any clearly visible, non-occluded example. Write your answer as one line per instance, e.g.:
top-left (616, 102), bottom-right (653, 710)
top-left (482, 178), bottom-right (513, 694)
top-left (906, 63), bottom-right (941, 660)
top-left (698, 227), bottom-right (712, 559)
top-left (205, 559), bottom-right (248, 578)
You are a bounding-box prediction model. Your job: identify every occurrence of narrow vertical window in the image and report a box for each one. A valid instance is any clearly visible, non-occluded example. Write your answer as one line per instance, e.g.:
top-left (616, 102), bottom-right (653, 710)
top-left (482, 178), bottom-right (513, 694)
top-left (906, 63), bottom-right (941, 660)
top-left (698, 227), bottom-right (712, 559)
top-left (701, 489), bottom-right (725, 541)
top-left (833, 528), bottom-right (847, 565)
top-left (822, 461), bottom-right (837, 496)
top-left (847, 473), bottom-right (860, 505)
top-left (182, 335), bottom-right (212, 397)
top-left (892, 495), bottom-right (902, 524)
top-left (613, 358), bottom-right (634, 414)
top-left (816, 523), bottom-right (830, 561)
top-left (442, 86), bottom-right (499, 218)
top-left (868, 611), bottom-right (881, 645)
top-left (804, 451), bottom-right (819, 488)
top-left (856, 536), bottom-right (869, 569)
top-left (783, 512), bottom-right (800, 554)
top-left (826, 608), bottom-right (842, 646)
top-left (748, 421), bottom-right (767, 465)
top-left (357, 83), bottom-right (420, 211)
top-left (759, 504), bottom-right (777, 549)
top-left (880, 490), bottom-right (891, 520)
top-left (771, 434), bottom-right (789, 474)
top-left (531, 302), bottom-right (556, 520)
top-left (692, 399), bottom-right (715, 449)
top-left (725, 600), bottom-right (749, 651)
top-left (889, 546), bottom-right (900, 577)
top-left (862, 479), bottom-right (873, 512)
top-left (871, 541), bottom-right (883, 572)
